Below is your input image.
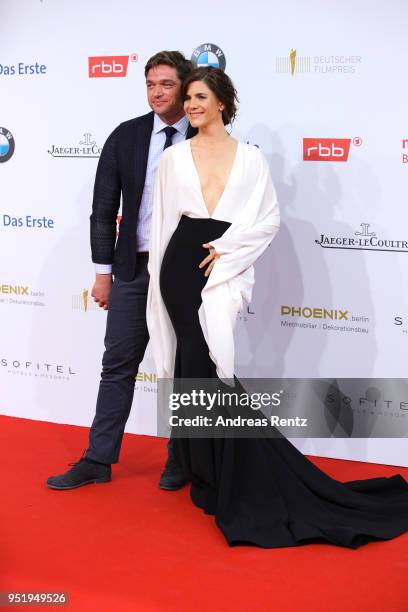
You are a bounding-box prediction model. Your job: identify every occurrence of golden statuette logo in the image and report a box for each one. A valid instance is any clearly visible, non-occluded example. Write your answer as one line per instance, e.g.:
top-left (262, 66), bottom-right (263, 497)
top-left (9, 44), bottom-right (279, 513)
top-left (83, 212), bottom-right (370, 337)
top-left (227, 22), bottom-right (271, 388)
top-left (82, 289), bottom-right (89, 312)
top-left (275, 49), bottom-right (310, 74)
top-left (290, 48), bottom-right (297, 76)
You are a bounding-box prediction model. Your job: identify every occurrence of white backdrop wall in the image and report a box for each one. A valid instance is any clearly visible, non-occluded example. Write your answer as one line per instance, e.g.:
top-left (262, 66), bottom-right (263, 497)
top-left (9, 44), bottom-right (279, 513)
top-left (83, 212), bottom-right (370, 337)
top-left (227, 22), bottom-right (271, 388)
top-left (1, 0), bottom-right (407, 465)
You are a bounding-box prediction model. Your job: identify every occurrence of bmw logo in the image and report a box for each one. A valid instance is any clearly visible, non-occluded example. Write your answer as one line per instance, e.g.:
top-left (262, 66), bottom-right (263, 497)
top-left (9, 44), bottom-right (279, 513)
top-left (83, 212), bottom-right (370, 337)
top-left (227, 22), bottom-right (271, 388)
top-left (191, 43), bottom-right (226, 71)
top-left (0, 127), bottom-right (15, 163)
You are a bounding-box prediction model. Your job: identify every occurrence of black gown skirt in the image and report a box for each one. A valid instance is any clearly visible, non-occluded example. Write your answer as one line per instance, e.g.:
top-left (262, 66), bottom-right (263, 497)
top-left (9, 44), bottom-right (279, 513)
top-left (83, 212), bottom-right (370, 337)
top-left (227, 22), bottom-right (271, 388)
top-left (160, 215), bottom-right (408, 549)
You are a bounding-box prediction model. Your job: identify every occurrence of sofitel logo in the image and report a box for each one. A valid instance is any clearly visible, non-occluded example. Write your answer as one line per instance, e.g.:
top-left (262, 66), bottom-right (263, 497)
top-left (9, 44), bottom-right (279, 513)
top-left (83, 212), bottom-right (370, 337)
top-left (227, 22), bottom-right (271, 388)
top-left (48, 133), bottom-right (102, 158)
top-left (1, 358), bottom-right (77, 381)
top-left (237, 305), bottom-right (255, 323)
top-left (394, 316), bottom-right (407, 333)
top-left (315, 223), bottom-right (408, 253)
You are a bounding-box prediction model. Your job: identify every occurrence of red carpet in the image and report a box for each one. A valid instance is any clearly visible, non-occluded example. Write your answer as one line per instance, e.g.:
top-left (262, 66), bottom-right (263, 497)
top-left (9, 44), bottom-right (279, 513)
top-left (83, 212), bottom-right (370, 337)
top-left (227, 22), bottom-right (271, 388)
top-left (1, 414), bottom-right (407, 612)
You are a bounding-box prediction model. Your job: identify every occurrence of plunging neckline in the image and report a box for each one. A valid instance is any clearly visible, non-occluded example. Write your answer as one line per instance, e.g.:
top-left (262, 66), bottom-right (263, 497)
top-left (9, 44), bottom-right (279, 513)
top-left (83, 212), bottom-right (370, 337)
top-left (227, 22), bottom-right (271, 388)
top-left (188, 139), bottom-right (240, 219)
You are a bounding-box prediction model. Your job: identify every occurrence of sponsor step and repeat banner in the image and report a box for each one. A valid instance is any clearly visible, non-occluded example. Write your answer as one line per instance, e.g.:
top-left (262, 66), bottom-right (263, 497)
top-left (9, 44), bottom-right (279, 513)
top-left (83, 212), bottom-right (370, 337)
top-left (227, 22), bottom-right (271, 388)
top-left (1, 0), bottom-right (408, 465)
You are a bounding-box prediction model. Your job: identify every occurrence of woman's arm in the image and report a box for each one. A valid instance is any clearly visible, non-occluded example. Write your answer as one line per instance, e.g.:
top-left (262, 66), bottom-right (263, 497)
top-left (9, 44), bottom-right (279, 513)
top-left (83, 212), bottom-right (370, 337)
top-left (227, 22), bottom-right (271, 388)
top-left (146, 151), bottom-right (177, 378)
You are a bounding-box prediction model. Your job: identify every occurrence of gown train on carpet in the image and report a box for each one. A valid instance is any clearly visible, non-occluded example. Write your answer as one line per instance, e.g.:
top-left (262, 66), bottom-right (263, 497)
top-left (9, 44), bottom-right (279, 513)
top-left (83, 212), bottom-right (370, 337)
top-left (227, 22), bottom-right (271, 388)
top-left (159, 215), bottom-right (408, 549)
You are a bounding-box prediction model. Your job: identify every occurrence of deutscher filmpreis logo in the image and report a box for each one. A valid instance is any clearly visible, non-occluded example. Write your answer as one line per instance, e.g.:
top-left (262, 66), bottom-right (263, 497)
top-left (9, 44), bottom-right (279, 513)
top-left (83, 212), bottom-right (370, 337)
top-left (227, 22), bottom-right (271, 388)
top-left (276, 49), bottom-right (362, 75)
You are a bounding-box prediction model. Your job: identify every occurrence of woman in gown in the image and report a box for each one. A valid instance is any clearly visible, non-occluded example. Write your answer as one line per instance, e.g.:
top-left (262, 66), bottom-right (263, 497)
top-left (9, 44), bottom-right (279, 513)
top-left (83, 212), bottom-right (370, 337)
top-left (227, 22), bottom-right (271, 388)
top-left (147, 67), bottom-right (408, 549)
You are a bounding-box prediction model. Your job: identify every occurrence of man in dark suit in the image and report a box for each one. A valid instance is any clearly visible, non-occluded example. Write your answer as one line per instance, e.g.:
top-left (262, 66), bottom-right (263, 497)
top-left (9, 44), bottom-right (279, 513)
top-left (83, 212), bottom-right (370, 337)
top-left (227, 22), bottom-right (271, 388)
top-left (47, 51), bottom-right (195, 490)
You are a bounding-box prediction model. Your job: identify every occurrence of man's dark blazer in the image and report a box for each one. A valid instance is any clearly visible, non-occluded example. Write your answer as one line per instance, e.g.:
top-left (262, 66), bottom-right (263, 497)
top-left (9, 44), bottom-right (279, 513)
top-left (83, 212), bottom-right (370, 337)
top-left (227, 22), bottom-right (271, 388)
top-left (90, 110), bottom-right (197, 281)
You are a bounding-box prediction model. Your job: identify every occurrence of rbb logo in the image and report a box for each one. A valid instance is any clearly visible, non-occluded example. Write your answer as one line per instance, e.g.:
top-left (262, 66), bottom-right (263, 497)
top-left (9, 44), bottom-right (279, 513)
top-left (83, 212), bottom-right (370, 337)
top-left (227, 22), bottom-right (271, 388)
top-left (88, 56), bottom-right (129, 78)
top-left (303, 138), bottom-right (351, 162)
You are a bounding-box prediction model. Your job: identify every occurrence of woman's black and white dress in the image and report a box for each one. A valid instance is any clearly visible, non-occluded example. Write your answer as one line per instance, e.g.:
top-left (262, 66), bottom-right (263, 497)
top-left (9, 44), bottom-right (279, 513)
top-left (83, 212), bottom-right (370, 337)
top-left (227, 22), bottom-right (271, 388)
top-left (147, 139), bottom-right (408, 549)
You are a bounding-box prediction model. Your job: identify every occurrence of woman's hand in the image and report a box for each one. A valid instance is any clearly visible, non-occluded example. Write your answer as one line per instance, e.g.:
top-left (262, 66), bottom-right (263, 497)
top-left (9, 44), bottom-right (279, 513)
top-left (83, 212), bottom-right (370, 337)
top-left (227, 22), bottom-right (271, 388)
top-left (199, 243), bottom-right (221, 277)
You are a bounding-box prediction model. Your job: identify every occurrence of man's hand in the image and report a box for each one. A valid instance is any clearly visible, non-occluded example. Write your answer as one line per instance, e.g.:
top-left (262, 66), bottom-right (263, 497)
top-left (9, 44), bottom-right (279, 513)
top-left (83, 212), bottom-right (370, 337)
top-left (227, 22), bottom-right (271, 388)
top-left (92, 274), bottom-right (113, 310)
top-left (199, 243), bottom-right (221, 277)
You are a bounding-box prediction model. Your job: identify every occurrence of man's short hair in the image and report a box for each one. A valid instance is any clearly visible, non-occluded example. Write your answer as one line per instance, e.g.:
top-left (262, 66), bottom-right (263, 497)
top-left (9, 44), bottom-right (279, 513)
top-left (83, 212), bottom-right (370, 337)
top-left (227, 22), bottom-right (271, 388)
top-left (144, 51), bottom-right (193, 82)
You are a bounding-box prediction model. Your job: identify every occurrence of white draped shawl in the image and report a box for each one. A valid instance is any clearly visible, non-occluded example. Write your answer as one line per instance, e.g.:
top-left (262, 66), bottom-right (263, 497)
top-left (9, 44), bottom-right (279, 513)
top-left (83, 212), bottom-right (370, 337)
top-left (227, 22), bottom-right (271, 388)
top-left (146, 139), bottom-right (280, 380)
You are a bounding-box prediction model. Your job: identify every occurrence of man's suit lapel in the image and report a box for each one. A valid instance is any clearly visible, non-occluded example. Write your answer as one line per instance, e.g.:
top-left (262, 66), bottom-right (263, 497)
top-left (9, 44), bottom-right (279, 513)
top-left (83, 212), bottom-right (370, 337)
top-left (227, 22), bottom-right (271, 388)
top-left (134, 112), bottom-right (154, 200)
top-left (133, 113), bottom-right (196, 201)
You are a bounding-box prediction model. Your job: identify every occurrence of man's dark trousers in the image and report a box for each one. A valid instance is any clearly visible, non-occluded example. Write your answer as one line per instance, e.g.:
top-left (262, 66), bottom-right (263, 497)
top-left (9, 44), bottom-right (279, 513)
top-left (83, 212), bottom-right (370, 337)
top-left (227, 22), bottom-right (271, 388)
top-left (86, 255), bottom-right (149, 464)
top-left (86, 112), bottom-right (195, 466)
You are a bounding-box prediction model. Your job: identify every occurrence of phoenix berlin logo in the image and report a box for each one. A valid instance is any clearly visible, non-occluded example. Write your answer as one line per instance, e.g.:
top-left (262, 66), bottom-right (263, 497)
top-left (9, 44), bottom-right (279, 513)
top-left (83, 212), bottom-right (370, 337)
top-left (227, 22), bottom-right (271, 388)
top-left (280, 305), bottom-right (370, 334)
